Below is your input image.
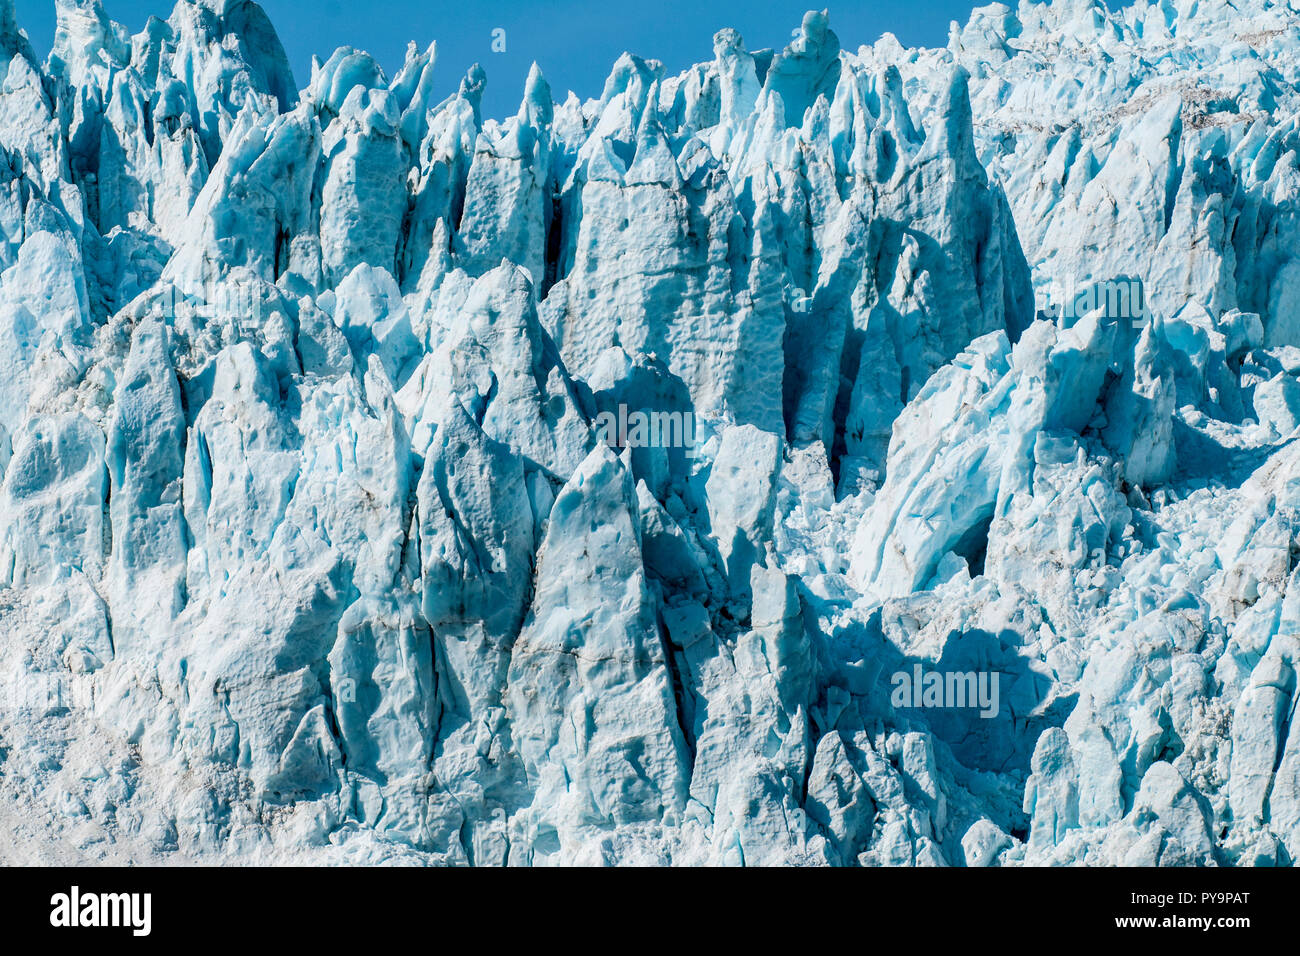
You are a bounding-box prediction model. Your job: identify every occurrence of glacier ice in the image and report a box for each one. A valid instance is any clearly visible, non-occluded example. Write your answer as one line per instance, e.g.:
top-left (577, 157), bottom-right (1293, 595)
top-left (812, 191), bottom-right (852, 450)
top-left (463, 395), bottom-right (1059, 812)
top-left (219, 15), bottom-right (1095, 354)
top-left (4, 0), bottom-right (1300, 867)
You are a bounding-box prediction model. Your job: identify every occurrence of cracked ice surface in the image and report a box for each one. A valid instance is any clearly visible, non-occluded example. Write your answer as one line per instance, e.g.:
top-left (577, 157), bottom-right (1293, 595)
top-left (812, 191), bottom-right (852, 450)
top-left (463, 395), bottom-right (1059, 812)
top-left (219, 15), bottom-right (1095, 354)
top-left (3, 0), bottom-right (1300, 866)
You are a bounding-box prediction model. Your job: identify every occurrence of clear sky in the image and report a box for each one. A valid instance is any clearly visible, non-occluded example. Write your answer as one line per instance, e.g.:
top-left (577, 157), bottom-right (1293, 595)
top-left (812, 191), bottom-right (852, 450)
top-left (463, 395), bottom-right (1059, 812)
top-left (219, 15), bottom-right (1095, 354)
top-left (12, 1), bottom-right (1112, 119)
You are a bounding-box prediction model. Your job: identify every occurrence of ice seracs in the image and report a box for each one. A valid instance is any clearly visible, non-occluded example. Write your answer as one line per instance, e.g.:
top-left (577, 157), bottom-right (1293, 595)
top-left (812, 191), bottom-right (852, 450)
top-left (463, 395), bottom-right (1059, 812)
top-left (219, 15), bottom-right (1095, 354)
top-left (4, 0), bottom-right (1300, 867)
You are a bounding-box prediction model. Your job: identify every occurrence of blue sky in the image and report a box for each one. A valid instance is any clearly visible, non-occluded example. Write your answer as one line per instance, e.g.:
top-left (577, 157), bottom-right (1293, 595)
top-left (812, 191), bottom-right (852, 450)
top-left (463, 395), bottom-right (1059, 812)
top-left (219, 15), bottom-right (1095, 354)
top-left (13, 1), bottom-right (1100, 118)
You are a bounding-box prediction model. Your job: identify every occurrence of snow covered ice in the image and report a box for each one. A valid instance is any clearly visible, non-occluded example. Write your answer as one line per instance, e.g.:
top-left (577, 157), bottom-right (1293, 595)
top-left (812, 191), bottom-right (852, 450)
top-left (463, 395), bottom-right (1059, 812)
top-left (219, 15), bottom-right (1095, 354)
top-left (4, 0), bottom-right (1300, 866)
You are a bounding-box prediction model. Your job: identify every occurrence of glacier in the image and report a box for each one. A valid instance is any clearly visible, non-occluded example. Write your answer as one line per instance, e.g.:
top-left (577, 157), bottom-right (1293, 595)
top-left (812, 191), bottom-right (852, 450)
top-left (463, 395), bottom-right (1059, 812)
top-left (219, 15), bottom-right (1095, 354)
top-left (3, 0), bottom-right (1300, 866)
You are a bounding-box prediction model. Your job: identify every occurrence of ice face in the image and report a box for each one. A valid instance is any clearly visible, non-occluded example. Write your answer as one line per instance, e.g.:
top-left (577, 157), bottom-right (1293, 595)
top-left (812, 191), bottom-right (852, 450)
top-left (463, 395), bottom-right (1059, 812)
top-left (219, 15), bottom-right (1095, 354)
top-left (3, 0), bottom-right (1300, 866)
